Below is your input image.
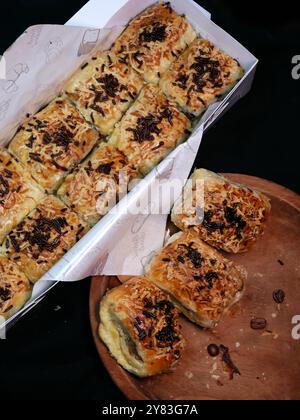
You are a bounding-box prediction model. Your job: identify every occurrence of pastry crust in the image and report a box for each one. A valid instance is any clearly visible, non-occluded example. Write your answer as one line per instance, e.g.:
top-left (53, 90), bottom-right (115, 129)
top-left (160, 39), bottom-right (244, 117)
top-left (113, 2), bottom-right (196, 84)
top-left (9, 98), bottom-right (100, 193)
top-left (0, 149), bottom-right (45, 244)
top-left (145, 230), bottom-right (247, 329)
top-left (0, 255), bottom-right (32, 320)
top-left (172, 169), bottom-right (271, 253)
top-left (99, 276), bottom-right (185, 377)
top-left (65, 51), bottom-right (144, 135)
top-left (109, 84), bottom-right (191, 175)
top-left (58, 143), bottom-right (140, 227)
top-left (1, 196), bottom-right (88, 283)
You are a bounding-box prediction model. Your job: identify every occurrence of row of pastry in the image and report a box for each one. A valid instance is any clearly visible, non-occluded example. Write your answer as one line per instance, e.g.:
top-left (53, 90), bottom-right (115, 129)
top-left (0, 3), bottom-right (244, 321)
top-left (99, 169), bottom-right (271, 377)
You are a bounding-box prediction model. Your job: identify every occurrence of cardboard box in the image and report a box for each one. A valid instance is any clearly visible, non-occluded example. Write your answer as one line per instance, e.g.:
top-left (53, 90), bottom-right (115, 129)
top-left (0, 0), bottom-right (258, 333)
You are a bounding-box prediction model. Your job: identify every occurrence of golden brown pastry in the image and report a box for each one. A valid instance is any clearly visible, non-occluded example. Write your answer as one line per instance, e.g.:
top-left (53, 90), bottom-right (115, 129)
top-left (160, 39), bottom-right (244, 117)
top-left (145, 230), bottom-right (246, 328)
top-left (1, 196), bottom-right (88, 283)
top-left (0, 255), bottom-right (32, 320)
top-left (99, 276), bottom-right (185, 377)
top-left (109, 84), bottom-right (191, 175)
top-left (9, 98), bottom-right (100, 193)
top-left (65, 51), bottom-right (144, 136)
top-left (113, 2), bottom-right (196, 84)
top-left (58, 143), bottom-right (140, 226)
top-left (0, 149), bottom-right (45, 244)
top-left (172, 169), bottom-right (271, 253)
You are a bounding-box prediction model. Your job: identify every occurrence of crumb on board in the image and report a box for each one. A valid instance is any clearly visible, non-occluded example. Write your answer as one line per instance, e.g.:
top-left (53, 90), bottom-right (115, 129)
top-left (185, 371), bottom-right (194, 379)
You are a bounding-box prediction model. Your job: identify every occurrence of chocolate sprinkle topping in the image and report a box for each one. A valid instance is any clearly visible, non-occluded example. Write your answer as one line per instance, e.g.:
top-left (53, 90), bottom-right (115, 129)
top-left (127, 108), bottom-right (173, 142)
top-left (190, 55), bottom-right (222, 93)
top-left (9, 215), bottom-right (68, 254)
top-left (175, 73), bottom-right (189, 90)
top-left (205, 271), bottom-right (219, 289)
top-left (127, 114), bottom-right (161, 142)
top-left (0, 287), bottom-right (11, 302)
top-left (224, 205), bottom-right (246, 240)
top-left (29, 152), bottom-right (43, 163)
top-left (134, 318), bottom-right (147, 341)
top-left (180, 243), bottom-right (203, 268)
top-left (96, 74), bottom-right (123, 99)
top-left (139, 23), bottom-right (167, 43)
top-left (0, 174), bottom-right (10, 197)
top-left (96, 162), bottom-right (114, 175)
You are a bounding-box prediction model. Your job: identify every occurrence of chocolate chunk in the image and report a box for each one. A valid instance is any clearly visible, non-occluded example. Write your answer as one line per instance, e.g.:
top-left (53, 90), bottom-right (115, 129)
top-left (207, 344), bottom-right (220, 357)
top-left (250, 318), bottom-right (267, 330)
top-left (273, 289), bottom-right (285, 304)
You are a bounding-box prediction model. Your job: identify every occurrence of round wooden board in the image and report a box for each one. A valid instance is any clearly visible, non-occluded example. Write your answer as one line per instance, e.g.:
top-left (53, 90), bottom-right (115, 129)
top-left (90, 174), bottom-right (300, 400)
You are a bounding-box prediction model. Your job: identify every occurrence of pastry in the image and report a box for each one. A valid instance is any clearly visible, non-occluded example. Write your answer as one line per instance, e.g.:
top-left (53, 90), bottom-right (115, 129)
top-left (9, 98), bottom-right (100, 193)
top-left (0, 255), bottom-right (32, 320)
top-left (58, 143), bottom-right (140, 226)
top-left (65, 51), bottom-right (144, 135)
top-left (113, 2), bottom-right (196, 84)
top-left (109, 84), bottom-right (191, 175)
top-left (160, 38), bottom-right (244, 117)
top-left (145, 230), bottom-right (247, 328)
top-left (1, 196), bottom-right (88, 283)
top-left (0, 149), bottom-right (45, 244)
top-left (99, 276), bottom-right (185, 377)
top-left (172, 169), bottom-right (271, 253)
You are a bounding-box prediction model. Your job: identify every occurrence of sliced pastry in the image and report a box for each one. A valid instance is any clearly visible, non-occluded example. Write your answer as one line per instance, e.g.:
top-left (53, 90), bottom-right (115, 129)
top-left (1, 196), bottom-right (88, 283)
top-left (113, 2), bottom-right (196, 84)
top-left (58, 143), bottom-right (140, 226)
top-left (146, 230), bottom-right (247, 328)
top-left (99, 276), bottom-right (185, 377)
top-left (65, 51), bottom-right (144, 135)
top-left (109, 84), bottom-right (191, 175)
top-left (172, 169), bottom-right (271, 253)
top-left (9, 98), bottom-right (100, 193)
top-left (0, 255), bottom-right (32, 320)
top-left (160, 39), bottom-right (244, 117)
top-left (0, 149), bottom-right (45, 244)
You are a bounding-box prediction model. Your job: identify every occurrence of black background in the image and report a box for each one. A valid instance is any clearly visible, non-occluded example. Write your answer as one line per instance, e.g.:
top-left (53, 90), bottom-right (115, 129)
top-left (0, 0), bottom-right (299, 400)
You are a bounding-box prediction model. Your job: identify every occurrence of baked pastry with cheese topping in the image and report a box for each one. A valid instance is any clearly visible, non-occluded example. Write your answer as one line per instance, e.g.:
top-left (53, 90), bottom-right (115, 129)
top-left (1, 196), bottom-right (88, 283)
top-left (109, 84), bottom-right (191, 175)
top-left (99, 276), bottom-right (185, 377)
top-left (145, 230), bottom-right (246, 329)
top-left (113, 2), bottom-right (196, 84)
top-left (9, 98), bottom-right (100, 193)
top-left (172, 169), bottom-right (271, 253)
top-left (65, 51), bottom-right (144, 136)
top-left (58, 143), bottom-right (140, 226)
top-left (160, 39), bottom-right (244, 117)
top-left (0, 149), bottom-right (45, 244)
top-left (0, 255), bottom-right (32, 320)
